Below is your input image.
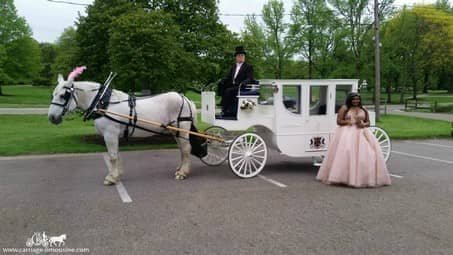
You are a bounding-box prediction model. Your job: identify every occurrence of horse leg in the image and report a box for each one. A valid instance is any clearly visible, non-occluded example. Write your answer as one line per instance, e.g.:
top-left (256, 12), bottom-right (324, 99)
top-left (174, 134), bottom-right (192, 180)
top-left (103, 133), bottom-right (122, 185)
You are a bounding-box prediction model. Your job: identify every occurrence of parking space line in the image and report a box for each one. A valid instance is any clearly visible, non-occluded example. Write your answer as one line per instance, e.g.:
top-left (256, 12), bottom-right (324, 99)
top-left (115, 182), bottom-right (133, 203)
top-left (393, 150), bottom-right (453, 165)
top-left (258, 174), bottom-right (287, 188)
top-left (103, 154), bottom-right (133, 203)
top-left (389, 174), bottom-right (403, 178)
top-left (404, 141), bottom-right (453, 149)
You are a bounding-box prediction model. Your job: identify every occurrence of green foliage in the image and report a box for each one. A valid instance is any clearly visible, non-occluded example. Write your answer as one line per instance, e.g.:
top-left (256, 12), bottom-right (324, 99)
top-left (0, 0), bottom-right (35, 91)
top-left (34, 43), bottom-right (57, 85)
top-left (381, 6), bottom-right (453, 98)
top-left (262, 0), bottom-right (294, 78)
top-left (108, 9), bottom-right (186, 92)
top-left (242, 0), bottom-right (295, 79)
top-left (52, 27), bottom-right (79, 81)
top-left (3, 36), bottom-right (41, 85)
top-left (76, 0), bottom-right (136, 83)
top-left (0, 0), bottom-right (31, 44)
top-left (242, 16), bottom-right (267, 78)
top-left (140, 0), bottom-right (237, 90)
top-left (75, 0), bottom-right (235, 92)
top-left (290, 0), bottom-right (339, 78)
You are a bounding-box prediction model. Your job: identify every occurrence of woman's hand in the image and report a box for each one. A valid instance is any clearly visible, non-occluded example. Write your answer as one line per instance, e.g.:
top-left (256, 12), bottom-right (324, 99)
top-left (356, 120), bottom-right (368, 129)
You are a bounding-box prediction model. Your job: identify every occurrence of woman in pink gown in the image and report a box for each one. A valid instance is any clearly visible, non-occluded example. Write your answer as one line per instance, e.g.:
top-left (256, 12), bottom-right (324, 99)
top-left (316, 93), bottom-right (391, 188)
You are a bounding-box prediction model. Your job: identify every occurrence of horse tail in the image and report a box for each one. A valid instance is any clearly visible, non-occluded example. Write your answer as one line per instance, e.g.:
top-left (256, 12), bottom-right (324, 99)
top-left (189, 99), bottom-right (197, 126)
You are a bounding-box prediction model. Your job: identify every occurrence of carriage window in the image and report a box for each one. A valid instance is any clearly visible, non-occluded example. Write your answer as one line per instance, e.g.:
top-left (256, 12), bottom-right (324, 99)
top-left (335, 85), bottom-right (352, 113)
top-left (310, 86), bottom-right (328, 115)
top-left (258, 85), bottom-right (274, 105)
top-left (282, 85), bottom-right (301, 114)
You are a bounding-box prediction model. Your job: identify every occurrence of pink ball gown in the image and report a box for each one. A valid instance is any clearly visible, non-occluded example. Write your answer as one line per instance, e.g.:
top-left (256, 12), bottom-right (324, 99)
top-left (316, 108), bottom-right (391, 188)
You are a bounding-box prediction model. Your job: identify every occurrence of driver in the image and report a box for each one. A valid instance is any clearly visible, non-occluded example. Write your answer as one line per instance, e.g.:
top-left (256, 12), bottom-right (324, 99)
top-left (217, 46), bottom-right (254, 118)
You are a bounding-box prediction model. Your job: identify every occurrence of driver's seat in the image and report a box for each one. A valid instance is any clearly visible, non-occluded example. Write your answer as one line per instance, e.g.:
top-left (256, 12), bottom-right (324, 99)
top-left (238, 80), bottom-right (260, 96)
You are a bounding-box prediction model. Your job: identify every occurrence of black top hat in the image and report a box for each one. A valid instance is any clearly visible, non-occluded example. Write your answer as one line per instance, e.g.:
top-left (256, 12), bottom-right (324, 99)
top-left (235, 46), bottom-right (246, 56)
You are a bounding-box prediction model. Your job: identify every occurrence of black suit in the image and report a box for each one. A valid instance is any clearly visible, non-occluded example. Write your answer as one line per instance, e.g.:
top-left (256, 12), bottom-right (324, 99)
top-left (218, 62), bottom-right (254, 115)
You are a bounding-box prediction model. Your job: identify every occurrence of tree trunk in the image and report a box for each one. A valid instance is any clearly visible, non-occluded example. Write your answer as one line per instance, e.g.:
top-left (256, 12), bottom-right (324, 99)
top-left (422, 71), bottom-right (429, 93)
top-left (0, 84), bottom-right (3, 96)
top-left (399, 83), bottom-right (406, 104)
top-left (386, 85), bottom-right (391, 104)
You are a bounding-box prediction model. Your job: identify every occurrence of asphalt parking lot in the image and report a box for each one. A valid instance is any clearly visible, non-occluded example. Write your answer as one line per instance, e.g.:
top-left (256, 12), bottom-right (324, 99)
top-left (1, 139), bottom-right (452, 255)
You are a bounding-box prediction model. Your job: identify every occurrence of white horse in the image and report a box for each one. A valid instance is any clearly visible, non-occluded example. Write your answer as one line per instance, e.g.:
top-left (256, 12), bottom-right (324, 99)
top-left (49, 234), bottom-right (66, 247)
top-left (48, 67), bottom-right (197, 185)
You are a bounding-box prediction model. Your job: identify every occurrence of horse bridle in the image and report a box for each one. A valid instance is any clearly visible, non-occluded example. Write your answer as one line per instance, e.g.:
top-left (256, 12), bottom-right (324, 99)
top-left (50, 82), bottom-right (79, 116)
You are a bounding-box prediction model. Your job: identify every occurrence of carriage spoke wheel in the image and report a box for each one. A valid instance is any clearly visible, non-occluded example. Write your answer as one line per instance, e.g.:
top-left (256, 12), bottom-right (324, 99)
top-left (370, 126), bottom-right (391, 162)
top-left (228, 133), bottom-right (268, 178)
top-left (200, 126), bottom-right (231, 166)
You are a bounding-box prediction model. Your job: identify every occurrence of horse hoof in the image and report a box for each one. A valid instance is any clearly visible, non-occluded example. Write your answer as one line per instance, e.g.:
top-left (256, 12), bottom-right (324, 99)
top-left (175, 174), bottom-right (186, 180)
top-left (104, 179), bottom-right (116, 186)
top-left (104, 175), bottom-right (118, 186)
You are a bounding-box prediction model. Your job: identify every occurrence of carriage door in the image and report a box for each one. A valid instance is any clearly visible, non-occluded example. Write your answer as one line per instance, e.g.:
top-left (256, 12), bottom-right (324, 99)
top-left (304, 85), bottom-right (330, 153)
top-left (273, 83), bottom-right (303, 157)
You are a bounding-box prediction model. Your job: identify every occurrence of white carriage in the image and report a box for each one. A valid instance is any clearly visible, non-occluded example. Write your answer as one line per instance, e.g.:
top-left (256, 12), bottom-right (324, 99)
top-left (200, 79), bottom-right (391, 178)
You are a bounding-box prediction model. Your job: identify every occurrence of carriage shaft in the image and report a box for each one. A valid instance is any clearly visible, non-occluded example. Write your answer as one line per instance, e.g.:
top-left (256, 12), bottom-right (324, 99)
top-left (97, 109), bottom-right (225, 142)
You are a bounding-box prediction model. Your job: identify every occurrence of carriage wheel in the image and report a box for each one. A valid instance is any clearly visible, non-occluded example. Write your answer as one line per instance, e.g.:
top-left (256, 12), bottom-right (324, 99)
top-left (370, 126), bottom-right (391, 162)
top-left (228, 133), bottom-right (268, 178)
top-left (200, 126), bottom-right (230, 166)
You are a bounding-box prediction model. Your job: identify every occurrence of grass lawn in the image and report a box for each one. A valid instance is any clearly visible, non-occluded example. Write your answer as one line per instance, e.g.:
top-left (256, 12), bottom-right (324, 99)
top-left (0, 113), bottom-right (450, 156)
top-left (0, 113), bottom-right (211, 156)
top-left (377, 115), bottom-right (452, 139)
top-left (0, 85), bottom-right (53, 107)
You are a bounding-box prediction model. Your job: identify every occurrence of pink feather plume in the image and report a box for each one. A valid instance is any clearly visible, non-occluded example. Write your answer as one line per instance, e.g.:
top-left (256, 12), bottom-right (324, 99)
top-left (68, 66), bottom-right (87, 80)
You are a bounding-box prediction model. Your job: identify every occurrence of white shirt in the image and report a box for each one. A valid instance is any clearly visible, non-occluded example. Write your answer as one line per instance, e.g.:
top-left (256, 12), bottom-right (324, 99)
top-left (234, 62), bottom-right (243, 79)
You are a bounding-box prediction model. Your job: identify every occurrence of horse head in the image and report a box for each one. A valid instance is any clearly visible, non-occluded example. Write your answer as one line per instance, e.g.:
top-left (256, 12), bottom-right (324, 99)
top-left (48, 66), bottom-right (86, 124)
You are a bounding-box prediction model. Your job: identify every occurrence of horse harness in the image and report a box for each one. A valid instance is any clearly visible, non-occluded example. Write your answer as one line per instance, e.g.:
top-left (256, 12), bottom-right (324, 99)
top-left (52, 80), bottom-right (205, 157)
top-left (83, 86), bottom-right (194, 140)
top-left (50, 83), bottom-right (79, 116)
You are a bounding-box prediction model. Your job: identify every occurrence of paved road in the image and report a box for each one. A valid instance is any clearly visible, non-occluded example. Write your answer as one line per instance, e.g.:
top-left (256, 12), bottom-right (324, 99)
top-left (1, 139), bottom-right (453, 254)
top-left (0, 108), bottom-right (48, 115)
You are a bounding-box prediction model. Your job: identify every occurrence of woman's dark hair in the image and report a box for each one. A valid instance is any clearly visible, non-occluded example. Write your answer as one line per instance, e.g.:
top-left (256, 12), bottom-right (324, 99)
top-left (344, 92), bottom-right (369, 121)
top-left (345, 92), bottom-right (362, 108)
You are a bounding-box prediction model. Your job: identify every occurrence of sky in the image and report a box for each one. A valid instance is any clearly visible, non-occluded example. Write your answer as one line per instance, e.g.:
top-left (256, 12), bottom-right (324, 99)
top-left (14, 0), bottom-right (438, 43)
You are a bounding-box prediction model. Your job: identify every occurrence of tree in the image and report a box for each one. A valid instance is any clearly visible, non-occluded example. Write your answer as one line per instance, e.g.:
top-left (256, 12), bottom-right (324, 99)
top-left (262, 0), bottom-right (294, 79)
top-left (140, 0), bottom-right (236, 91)
top-left (77, 0), bottom-right (235, 92)
top-left (241, 15), bottom-right (268, 79)
top-left (108, 9), bottom-right (187, 92)
top-left (290, 0), bottom-right (338, 78)
top-left (3, 36), bottom-right (41, 85)
top-left (413, 6), bottom-right (453, 93)
top-left (76, 0), bottom-right (136, 83)
top-left (34, 43), bottom-right (57, 85)
top-left (0, 0), bottom-right (31, 44)
top-left (327, 0), bottom-right (395, 80)
top-left (382, 5), bottom-right (453, 99)
top-left (52, 27), bottom-right (79, 81)
top-left (0, 0), bottom-right (32, 93)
